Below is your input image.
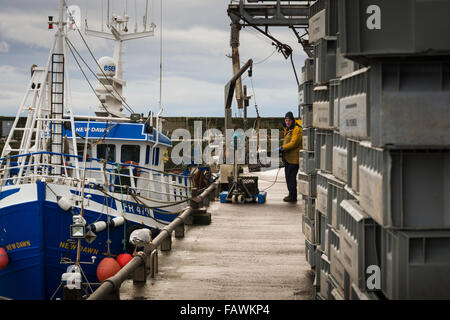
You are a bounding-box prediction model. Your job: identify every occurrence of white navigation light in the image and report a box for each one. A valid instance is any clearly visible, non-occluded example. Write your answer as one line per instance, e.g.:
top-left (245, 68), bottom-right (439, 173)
top-left (67, 5), bottom-right (81, 30)
top-left (98, 56), bottom-right (116, 77)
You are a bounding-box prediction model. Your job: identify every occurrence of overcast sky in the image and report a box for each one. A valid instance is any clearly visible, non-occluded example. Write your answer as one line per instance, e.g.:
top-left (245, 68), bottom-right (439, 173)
top-left (0, 0), bottom-right (307, 118)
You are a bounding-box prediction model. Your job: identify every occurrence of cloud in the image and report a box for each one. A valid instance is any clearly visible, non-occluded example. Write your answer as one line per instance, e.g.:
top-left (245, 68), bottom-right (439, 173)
top-left (0, 41), bottom-right (10, 53)
top-left (0, 10), bottom-right (54, 49)
top-left (0, 65), bottom-right (29, 115)
top-left (0, 1), bottom-right (307, 118)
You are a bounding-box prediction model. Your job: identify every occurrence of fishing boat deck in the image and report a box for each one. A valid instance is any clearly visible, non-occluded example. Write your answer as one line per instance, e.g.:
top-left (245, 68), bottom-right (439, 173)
top-left (120, 168), bottom-right (314, 300)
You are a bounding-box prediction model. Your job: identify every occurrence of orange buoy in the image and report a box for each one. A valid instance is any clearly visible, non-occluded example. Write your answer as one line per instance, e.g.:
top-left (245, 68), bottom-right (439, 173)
top-left (96, 257), bottom-right (121, 282)
top-left (0, 247), bottom-right (8, 270)
top-left (116, 253), bottom-right (133, 268)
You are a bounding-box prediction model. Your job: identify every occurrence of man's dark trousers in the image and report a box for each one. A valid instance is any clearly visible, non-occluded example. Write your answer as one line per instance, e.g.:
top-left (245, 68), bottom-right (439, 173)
top-left (284, 162), bottom-right (299, 200)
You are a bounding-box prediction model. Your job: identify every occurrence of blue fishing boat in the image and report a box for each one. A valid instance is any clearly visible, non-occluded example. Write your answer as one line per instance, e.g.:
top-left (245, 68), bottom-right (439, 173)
top-left (0, 0), bottom-right (192, 300)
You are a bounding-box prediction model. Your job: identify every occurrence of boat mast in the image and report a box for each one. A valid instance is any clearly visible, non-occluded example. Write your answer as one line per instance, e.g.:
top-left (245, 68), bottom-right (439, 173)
top-left (84, 0), bottom-right (155, 119)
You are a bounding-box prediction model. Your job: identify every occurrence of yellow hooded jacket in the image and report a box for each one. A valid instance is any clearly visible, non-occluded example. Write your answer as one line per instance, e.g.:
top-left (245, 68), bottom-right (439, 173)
top-left (281, 119), bottom-right (303, 165)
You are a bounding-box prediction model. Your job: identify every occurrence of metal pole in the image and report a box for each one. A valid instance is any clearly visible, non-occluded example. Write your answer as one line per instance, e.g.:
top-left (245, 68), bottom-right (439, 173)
top-left (230, 22), bottom-right (243, 110)
top-left (225, 59), bottom-right (253, 131)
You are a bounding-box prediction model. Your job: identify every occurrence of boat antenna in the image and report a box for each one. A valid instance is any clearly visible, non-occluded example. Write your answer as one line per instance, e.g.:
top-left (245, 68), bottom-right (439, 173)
top-left (144, 0), bottom-right (149, 31)
top-left (159, 0), bottom-right (163, 113)
top-left (76, 118), bottom-right (90, 266)
top-left (83, 0), bottom-right (155, 117)
top-left (152, 0), bottom-right (163, 160)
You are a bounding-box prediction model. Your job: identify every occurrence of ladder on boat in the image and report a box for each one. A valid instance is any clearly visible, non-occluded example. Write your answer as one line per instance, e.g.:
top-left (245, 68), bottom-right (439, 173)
top-left (50, 53), bottom-right (65, 175)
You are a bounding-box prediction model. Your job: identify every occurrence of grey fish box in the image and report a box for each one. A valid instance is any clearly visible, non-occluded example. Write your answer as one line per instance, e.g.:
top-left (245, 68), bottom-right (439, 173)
top-left (314, 130), bottom-right (333, 173)
top-left (329, 227), bottom-right (345, 289)
top-left (314, 37), bottom-right (337, 85)
top-left (336, 34), bottom-right (360, 77)
top-left (381, 229), bottom-right (450, 300)
top-left (339, 200), bottom-right (381, 292)
top-left (305, 239), bottom-right (318, 268)
top-left (328, 274), bottom-right (345, 300)
top-left (301, 58), bottom-right (315, 84)
top-left (329, 78), bottom-right (340, 130)
top-left (332, 132), bottom-right (348, 183)
top-left (302, 214), bottom-right (316, 244)
top-left (358, 143), bottom-right (450, 229)
top-left (339, 67), bottom-right (370, 140)
top-left (298, 172), bottom-right (317, 198)
top-left (316, 209), bottom-right (327, 253)
top-left (339, 60), bottom-right (450, 148)
top-left (309, 0), bottom-right (338, 44)
top-left (319, 254), bottom-right (331, 299)
top-left (316, 171), bottom-right (334, 215)
top-left (299, 150), bottom-right (316, 175)
top-left (347, 139), bottom-right (360, 194)
top-left (303, 195), bottom-right (316, 220)
top-left (328, 176), bottom-right (357, 230)
top-left (313, 86), bottom-right (333, 130)
top-left (299, 81), bottom-right (314, 106)
top-left (300, 104), bottom-right (313, 128)
top-left (338, 0), bottom-right (450, 62)
top-left (302, 127), bottom-right (315, 151)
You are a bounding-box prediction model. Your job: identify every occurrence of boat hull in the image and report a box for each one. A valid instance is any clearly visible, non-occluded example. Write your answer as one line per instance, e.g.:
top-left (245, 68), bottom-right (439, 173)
top-left (0, 181), bottom-right (179, 300)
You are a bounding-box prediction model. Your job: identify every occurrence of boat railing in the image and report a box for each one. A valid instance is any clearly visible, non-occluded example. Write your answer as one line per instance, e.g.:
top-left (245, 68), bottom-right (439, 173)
top-left (0, 151), bottom-right (192, 202)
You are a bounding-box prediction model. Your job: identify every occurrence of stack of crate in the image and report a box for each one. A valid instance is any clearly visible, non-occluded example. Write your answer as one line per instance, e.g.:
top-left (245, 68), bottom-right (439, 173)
top-left (298, 0), bottom-right (318, 277)
top-left (299, 0), bottom-right (342, 300)
top-left (301, 0), bottom-right (450, 300)
top-left (298, 56), bottom-right (318, 272)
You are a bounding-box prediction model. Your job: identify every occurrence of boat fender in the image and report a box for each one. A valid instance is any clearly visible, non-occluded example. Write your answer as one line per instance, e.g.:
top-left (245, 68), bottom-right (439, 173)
top-left (0, 247), bottom-right (8, 270)
top-left (89, 221), bottom-right (107, 233)
top-left (109, 216), bottom-right (125, 228)
top-left (96, 257), bottom-right (121, 283)
top-left (57, 196), bottom-right (73, 211)
top-left (116, 253), bottom-right (133, 268)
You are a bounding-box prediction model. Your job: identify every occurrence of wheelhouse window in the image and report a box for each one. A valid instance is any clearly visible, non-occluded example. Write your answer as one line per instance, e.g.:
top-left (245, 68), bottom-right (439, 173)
top-left (76, 143), bottom-right (92, 158)
top-left (121, 145), bottom-right (140, 163)
top-left (145, 145), bottom-right (150, 165)
top-left (152, 147), bottom-right (160, 166)
top-left (97, 144), bottom-right (116, 162)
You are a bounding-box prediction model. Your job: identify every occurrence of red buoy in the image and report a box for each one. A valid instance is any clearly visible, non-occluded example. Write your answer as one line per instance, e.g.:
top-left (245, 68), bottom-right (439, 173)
top-left (0, 247), bottom-right (8, 270)
top-left (116, 253), bottom-right (133, 268)
top-left (96, 257), bottom-right (121, 282)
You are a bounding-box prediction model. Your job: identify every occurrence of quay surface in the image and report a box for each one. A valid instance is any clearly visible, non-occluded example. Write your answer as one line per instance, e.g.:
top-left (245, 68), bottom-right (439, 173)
top-left (120, 168), bottom-right (314, 300)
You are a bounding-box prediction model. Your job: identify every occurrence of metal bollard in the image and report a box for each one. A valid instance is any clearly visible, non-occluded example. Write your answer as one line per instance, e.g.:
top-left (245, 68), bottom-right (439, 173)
top-left (160, 232), bottom-right (172, 251)
top-left (133, 253), bottom-right (147, 283)
top-left (133, 265), bottom-right (147, 283)
top-left (150, 249), bottom-right (158, 278)
top-left (184, 212), bottom-right (194, 226)
top-left (203, 196), bottom-right (210, 207)
top-left (209, 190), bottom-right (216, 202)
top-left (175, 222), bottom-right (185, 238)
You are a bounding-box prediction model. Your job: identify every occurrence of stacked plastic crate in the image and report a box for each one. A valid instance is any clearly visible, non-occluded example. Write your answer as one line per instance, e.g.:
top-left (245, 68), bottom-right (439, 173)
top-left (301, 0), bottom-right (450, 300)
top-left (299, 55), bottom-right (318, 272)
top-left (298, 0), bottom-right (319, 279)
top-left (299, 0), bottom-right (342, 300)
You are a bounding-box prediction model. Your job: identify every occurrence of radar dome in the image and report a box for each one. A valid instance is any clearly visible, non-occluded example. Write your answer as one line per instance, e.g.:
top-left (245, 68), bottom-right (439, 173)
top-left (98, 56), bottom-right (116, 76)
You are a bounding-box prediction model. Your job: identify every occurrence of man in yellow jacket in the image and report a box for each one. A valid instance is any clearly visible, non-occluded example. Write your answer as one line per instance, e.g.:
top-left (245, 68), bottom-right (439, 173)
top-left (280, 111), bottom-right (302, 202)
